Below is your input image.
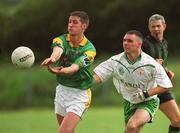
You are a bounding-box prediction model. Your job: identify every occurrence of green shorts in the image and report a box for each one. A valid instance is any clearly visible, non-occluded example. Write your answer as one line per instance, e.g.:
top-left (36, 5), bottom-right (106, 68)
top-left (123, 98), bottom-right (160, 124)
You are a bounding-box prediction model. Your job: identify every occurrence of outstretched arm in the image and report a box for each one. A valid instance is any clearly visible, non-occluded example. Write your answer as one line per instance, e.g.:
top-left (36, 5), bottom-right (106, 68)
top-left (41, 46), bottom-right (63, 66)
top-left (48, 64), bottom-right (79, 75)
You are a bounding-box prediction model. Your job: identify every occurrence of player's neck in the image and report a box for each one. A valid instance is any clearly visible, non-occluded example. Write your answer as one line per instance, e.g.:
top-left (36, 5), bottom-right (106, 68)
top-left (69, 34), bottom-right (84, 46)
top-left (151, 34), bottom-right (164, 43)
top-left (127, 50), bottom-right (141, 62)
top-left (155, 36), bottom-right (163, 43)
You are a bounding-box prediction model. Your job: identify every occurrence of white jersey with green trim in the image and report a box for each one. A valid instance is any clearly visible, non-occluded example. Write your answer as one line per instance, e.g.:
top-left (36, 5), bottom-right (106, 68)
top-left (94, 52), bottom-right (173, 104)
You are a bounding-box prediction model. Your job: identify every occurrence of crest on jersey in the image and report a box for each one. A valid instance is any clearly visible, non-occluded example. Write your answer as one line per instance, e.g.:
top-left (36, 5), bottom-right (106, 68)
top-left (78, 56), bottom-right (91, 68)
top-left (136, 68), bottom-right (145, 76)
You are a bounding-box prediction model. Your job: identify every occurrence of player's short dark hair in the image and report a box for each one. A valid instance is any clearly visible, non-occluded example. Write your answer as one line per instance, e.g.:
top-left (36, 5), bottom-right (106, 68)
top-left (70, 11), bottom-right (89, 26)
top-left (126, 30), bottom-right (143, 42)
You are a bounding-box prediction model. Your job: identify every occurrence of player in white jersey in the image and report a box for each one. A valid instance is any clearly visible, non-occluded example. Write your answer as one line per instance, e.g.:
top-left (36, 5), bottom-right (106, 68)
top-left (93, 30), bottom-right (173, 133)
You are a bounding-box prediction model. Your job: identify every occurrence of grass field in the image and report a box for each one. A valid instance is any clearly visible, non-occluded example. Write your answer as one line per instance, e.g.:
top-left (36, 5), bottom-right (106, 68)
top-left (0, 107), bottom-right (170, 133)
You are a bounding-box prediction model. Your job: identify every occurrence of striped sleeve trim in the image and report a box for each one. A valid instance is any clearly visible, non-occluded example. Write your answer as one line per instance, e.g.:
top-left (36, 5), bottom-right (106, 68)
top-left (53, 37), bottom-right (63, 45)
top-left (85, 51), bottom-right (96, 60)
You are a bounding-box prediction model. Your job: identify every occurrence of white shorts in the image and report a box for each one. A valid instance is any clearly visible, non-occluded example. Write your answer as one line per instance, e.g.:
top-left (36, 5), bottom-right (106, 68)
top-left (54, 84), bottom-right (91, 118)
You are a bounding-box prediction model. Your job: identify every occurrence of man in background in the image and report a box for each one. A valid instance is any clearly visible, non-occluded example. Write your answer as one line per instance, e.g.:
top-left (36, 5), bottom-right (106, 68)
top-left (142, 14), bottom-right (180, 133)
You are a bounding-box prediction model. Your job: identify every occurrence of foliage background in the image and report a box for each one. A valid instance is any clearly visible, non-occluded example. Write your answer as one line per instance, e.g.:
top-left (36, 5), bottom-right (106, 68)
top-left (1, 0), bottom-right (180, 56)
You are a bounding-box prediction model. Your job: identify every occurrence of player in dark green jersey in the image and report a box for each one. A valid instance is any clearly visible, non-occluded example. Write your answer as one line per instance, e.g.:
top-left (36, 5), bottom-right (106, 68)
top-left (41, 11), bottom-right (96, 133)
top-left (142, 14), bottom-right (180, 133)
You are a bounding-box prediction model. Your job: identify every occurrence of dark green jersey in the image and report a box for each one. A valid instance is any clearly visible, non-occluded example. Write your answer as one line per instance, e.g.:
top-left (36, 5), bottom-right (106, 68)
top-left (51, 34), bottom-right (96, 90)
top-left (142, 35), bottom-right (168, 68)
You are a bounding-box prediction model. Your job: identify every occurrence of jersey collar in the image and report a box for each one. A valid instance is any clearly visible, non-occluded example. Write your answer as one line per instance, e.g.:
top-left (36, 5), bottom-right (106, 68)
top-left (148, 35), bottom-right (166, 43)
top-left (66, 34), bottom-right (87, 47)
top-left (124, 52), bottom-right (142, 65)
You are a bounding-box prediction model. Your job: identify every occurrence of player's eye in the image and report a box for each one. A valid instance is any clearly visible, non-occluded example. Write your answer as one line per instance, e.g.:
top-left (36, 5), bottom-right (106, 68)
top-left (124, 39), bottom-right (133, 43)
top-left (72, 20), bottom-right (78, 24)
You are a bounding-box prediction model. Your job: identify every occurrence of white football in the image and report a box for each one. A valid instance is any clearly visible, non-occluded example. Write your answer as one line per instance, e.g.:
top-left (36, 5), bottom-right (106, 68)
top-left (11, 46), bottom-right (35, 68)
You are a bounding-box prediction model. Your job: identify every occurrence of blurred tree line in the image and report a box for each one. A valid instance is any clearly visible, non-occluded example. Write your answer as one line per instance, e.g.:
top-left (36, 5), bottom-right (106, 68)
top-left (0, 0), bottom-right (180, 58)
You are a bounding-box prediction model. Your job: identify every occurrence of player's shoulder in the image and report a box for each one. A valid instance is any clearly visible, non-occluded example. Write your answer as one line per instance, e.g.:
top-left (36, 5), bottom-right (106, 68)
top-left (144, 35), bottom-right (160, 44)
top-left (108, 52), bottom-right (124, 62)
top-left (52, 34), bottom-right (66, 44)
top-left (142, 52), bottom-right (155, 61)
top-left (83, 36), bottom-right (95, 46)
top-left (86, 39), bottom-right (95, 48)
top-left (82, 38), bottom-right (96, 52)
top-left (141, 52), bottom-right (160, 66)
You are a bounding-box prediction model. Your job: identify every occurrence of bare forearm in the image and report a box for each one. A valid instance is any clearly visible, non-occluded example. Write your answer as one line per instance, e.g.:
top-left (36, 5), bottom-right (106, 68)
top-left (50, 46), bottom-right (63, 61)
top-left (148, 86), bottom-right (169, 96)
top-left (41, 46), bottom-right (63, 66)
top-left (60, 64), bottom-right (79, 75)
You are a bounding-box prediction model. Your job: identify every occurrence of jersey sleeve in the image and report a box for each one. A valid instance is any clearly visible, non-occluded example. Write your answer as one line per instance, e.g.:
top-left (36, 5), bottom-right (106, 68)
top-left (74, 48), bottom-right (96, 69)
top-left (94, 57), bottom-right (114, 82)
top-left (51, 36), bottom-right (64, 50)
top-left (153, 63), bottom-right (173, 88)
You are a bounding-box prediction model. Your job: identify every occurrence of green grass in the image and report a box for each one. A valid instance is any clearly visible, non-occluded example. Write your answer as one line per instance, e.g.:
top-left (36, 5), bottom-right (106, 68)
top-left (0, 107), bottom-right (170, 133)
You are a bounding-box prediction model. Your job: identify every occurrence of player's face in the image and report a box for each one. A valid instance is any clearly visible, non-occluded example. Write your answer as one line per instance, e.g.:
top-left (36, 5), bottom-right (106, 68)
top-left (68, 16), bottom-right (86, 36)
top-left (123, 34), bottom-right (141, 54)
top-left (149, 20), bottom-right (166, 41)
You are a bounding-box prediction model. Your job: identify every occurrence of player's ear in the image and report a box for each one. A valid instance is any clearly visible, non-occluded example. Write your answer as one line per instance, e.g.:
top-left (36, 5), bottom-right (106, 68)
top-left (163, 23), bottom-right (167, 30)
top-left (82, 23), bottom-right (88, 31)
top-left (139, 42), bottom-right (142, 47)
top-left (137, 42), bottom-right (142, 48)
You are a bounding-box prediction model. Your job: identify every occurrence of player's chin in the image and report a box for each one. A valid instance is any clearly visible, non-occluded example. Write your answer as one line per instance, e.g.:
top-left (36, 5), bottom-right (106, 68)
top-left (124, 49), bottom-right (130, 53)
top-left (67, 32), bottom-right (72, 36)
top-left (153, 33), bottom-right (160, 38)
top-left (68, 29), bottom-right (74, 34)
top-left (68, 30), bottom-right (78, 36)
